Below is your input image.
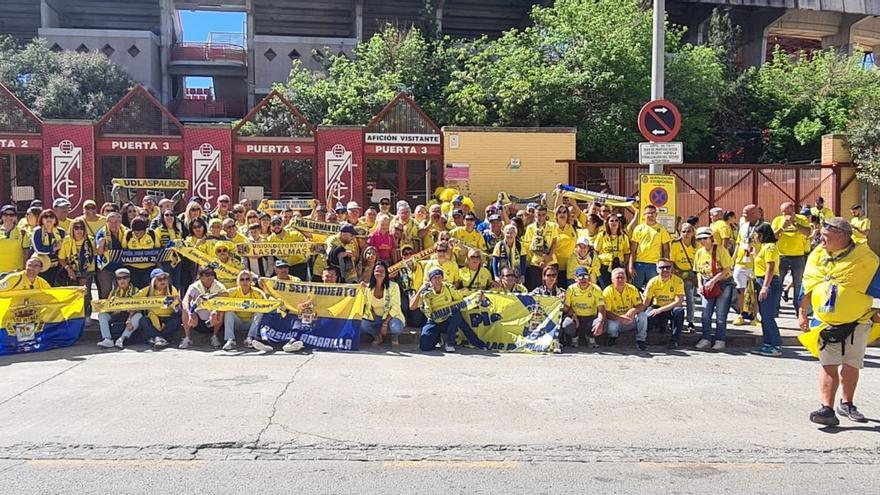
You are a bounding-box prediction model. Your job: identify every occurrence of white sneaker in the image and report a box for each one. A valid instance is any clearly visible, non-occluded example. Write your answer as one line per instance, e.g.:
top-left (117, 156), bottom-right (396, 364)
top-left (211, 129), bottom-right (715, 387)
top-left (444, 344), bottom-right (456, 353)
top-left (553, 344), bottom-right (562, 354)
top-left (114, 337), bottom-right (125, 349)
top-left (282, 340), bottom-right (304, 353)
top-left (210, 335), bottom-right (222, 348)
top-left (154, 337), bottom-right (169, 347)
top-left (588, 337), bottom-right (599, 348)
top-left (222, 339), bottom-right (236, 351)
top-left (571, 336), bottom-right (580, 348)
top-left (179, 337), bottom-right (192, 349)
top-left (712, 340), bottom-right (726, 351)
top-left (252, 340), bottom-right (274, 352)
top-left (97, 338), bottom-right (115, 349)
top-left (244, 337), bottom-right (254, 349)
top-left (695, 338), bottom-right (711, 350)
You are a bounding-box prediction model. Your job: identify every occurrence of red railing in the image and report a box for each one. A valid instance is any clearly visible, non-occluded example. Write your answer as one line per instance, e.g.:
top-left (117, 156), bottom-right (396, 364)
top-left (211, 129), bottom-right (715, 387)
top-left (171, 99), bottom-right (246, 119)
top-left (170, 42), bottom-right (247, 64)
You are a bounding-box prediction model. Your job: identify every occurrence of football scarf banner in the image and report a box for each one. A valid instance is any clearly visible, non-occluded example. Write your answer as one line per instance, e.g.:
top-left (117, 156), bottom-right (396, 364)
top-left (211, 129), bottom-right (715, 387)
top-left (258, 199), bottom-right (318, 212)
top-left (235, 242), bottom-right (324, 258)
top-left (170, 244), bottom-right (243, 281)
top-left (258, 279), bottom-right (367, 351)
top-left (458, 292), bottom-right (563, 353)
top-left (198, 297), bottom-right (282, 314)
top-left (557, 184), bottom-right (636, 208)
top-left (91, 296), bottom-right (177, 313)
top-left (111, 178), bottom-right (190, 190)
top-left (0, 287), bottom-right (86, 355)
top-left (290, 218), bottom-right (368, 237)
top-left (104, 248), bottom-right (172, 266)
top-left (388, 247), bottom-right (437, 275)
top-left (497, 192), bottom-right (546, 206)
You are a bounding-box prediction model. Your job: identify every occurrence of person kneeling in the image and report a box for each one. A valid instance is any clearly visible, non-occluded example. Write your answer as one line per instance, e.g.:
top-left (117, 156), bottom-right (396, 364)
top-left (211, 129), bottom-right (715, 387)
top-left (643, 258), bottom-right (686, 350)
top-left (219, 270), bottom-right (268, 351)
top-left (409, 268), bottom-right (485, 353)
top-left (180, 266), bottom-right (226, 349)
top-left (362, 261), bottom-right (405, 347)
top-left (602, 267), bottom-right (648, 351)
top-left (562, 266), bottom-right (605, 350)
top-left (129, 268), bottom-right (180, 348)
top-left (96, 268), bottom-right (142, 349)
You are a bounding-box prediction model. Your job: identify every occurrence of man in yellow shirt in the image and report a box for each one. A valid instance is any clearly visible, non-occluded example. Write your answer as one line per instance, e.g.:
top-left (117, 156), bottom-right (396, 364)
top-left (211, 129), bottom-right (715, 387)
top-left (52, 198), bottom-right (72, 233)
top-left (267, 215), bottom-right (308, 280)
top-left (771, 201), bottom-right (811, 313)
top-left (732, 204), bottom-right (761, 325)
top-left (0, 205), bottom-right (29, 274)
top-left (628, 205), bottom-right (671, 291)
top-left (0, 256), bottom-right (51, 292)
top-left (450, 213), bottom-right (487, 266)
top-left (810, 197), bottom-right (833, 223)
top-left (76, 200), bottom-right (107, 240)
top-left (643, 258), bottom-right (685, 349)
top-left (562, 266), bottom-right (605, 349)
top-left (799, 217), bottom-right (880, 427)
top-left (709, 207), bottom-right (734, 253)
top-left (522, 205), bottom-right (558, 291)
top-left (603, 267), bottom-right (648, 350)
top-left (850, 204), bottom-right (870, 245)
top-left (409, 267), bottom-right (485, 353)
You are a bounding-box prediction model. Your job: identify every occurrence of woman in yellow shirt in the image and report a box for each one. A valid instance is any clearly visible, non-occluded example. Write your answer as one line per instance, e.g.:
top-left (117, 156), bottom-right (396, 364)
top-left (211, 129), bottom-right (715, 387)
top-left (594, 215), bottom-right (630, 287)
top-left (362, 261), bottom-right (405, 347)
top-left (458, 249), bottom-right (493, 291)
top-left (553, 206), bottom-right (577, 287)
top-left (670, 223), bottom-right (697, 331)
top-left (751, 223), bottom-right (783, 357)
top-left (58, 220), bottom-right (97, 309)
top-left (693, 226), bottom-right (735, 351)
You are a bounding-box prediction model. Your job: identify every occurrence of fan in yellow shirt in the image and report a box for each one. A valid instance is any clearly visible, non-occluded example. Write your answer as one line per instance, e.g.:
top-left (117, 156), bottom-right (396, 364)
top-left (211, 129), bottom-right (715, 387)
top-left (562, 265), bottom-right (606, 348)
top-left (628, 205), bottom-right (671, 290)
top-left (709, 207), bottom-right (734, 252)
top-left (642, 259), bottom-right (685, 349)
top-left (850, 204), bottom-right (870, 244)
top-left (602, 267), bottom-right (648, 349)
top-left (522, 206), bottom-right (558, 289)
top-left (457, 249), bottom-right (493, 291)
top-left (217, 270), bottom-right (268, 351)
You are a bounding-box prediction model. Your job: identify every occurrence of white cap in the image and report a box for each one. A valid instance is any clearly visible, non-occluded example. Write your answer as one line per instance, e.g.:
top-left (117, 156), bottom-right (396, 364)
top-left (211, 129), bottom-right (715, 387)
top-left (346, 201), bottom-right (360, 210)
top-left (709, 207), bottom-right (723, 215)
top-left (576, 237), bottom-right (590, 246)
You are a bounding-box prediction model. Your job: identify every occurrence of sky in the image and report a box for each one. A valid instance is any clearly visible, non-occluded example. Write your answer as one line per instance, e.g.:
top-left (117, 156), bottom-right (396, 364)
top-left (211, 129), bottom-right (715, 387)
top-left (179, 10), bottom-right (246, 89)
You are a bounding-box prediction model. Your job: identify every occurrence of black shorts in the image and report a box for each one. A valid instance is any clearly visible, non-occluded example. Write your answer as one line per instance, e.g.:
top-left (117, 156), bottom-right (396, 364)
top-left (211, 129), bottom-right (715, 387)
top-left (192, 314), bottom-right (214, 333)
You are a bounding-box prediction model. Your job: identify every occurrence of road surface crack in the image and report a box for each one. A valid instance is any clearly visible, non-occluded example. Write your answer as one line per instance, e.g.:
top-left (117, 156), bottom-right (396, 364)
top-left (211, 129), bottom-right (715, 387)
top-left (0, 358), bottom-right (90, 409)
top-left (255, 354), bottom-right (316, 446)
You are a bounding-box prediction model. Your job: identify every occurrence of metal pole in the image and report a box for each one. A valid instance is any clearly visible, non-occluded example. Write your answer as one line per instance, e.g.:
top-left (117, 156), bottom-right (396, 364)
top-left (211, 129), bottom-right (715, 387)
top-left (649, 0), bottom-right (665, 175)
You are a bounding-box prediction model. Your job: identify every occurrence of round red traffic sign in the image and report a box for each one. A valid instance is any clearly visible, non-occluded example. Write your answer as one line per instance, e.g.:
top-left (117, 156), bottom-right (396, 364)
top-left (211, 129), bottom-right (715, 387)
top-left (638, 99), bottom-right (681, 143)
top-left (649, 187), bottom-right (668, 207)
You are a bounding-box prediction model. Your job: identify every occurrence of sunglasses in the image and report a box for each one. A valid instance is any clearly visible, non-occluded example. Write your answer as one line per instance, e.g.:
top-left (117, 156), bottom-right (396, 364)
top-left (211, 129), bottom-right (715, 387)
top-left (219, 200), bottom-right (229, 203)
top-left (436, 249), bottom-right (448, 253)
top-left (85, 206), bottom-right (97, 210)
top-left (468, 255), bottom-right (480, 259)
top-left (545, 272), bottom-right (558, 277)
top-left (164, 213), bottom-right (175, 217)
top-left (576, 274), bottom-right (589, 279)
top-left (2, 212), bottom-right (14, 217)
top-left (658, 265), bottom-right (673, 271)
top-left (216, 249), bottom-right (229, 253)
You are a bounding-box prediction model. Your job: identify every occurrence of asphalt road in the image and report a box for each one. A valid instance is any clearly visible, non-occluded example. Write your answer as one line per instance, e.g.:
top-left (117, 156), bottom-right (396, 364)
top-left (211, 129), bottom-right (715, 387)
top-left (2, 342), bottom-right (880, 494)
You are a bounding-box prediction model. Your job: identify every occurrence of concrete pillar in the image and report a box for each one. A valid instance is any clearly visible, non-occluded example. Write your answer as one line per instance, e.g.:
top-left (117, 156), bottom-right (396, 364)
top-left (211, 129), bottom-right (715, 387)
top-left (821, 14), bottom-right (864, 55)
top-left (159, 0), bottom-right (173, 106)
top-left (740, 9), bottom-right (785, 68)
top-left (436, 0), bottom-right (445, 35)
top-left (40, 0), bottom-right (61, 28)
top-left (246, 0), bottom-right (255, 110)
top-left (354, 0), bottom-right (364, 41)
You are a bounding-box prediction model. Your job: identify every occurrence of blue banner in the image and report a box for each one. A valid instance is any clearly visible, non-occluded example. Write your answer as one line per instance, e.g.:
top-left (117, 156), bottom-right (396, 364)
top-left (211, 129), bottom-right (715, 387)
top-left (0, 287), bottom-right (86, 356)
top-left (258, 312), bottom-right (361, 351)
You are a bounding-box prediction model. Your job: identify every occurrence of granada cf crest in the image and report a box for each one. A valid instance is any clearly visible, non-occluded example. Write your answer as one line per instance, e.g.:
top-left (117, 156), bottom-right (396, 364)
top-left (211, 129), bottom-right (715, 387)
top-left (51, 140), bottom-right (83, 210)
top-left (193, 143), bottom-right (221, 208)
top-left (325, 144), bottom-right (356, 204)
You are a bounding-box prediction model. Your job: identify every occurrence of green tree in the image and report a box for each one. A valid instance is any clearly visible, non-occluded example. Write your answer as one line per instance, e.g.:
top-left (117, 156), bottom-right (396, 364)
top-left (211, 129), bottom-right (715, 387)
top-left (850, 92), bottom-right (880, 187)
top-left (0, 37), bottom-right (133, 120)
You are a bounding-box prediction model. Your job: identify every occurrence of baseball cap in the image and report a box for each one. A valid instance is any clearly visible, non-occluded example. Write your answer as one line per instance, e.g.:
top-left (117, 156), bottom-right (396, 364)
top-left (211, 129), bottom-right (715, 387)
top-left (823, 217), bottom-right (853, 237)
top-left (346, 201), bottom-right (360, 210)
top-left (0, 205), bottom-right (15, 214)
top-left (53, 198), bottom-right (71, 208)
top-left (574, 266), bottom-right (589, 277)
top-left (334, 202), bottom-right (347, 213)
top-left (851, 204), bottom-right (863, 210)
top-left (452, 209), bottom-right (464, 217)
top-left (217, 194), bottom-right (231, 202)
top-left (488, 214), bottom-right (502, 222)
top-left (576, 237), bottom-right (590, 246)
top-left (270, 215), bottom-right (283, 225)
top-left (340, 224), bottom-right (358, 235)
top-left (275, 259), bottom-right (290, 268)
top-left (526, 202), bottom-right (538, 210)
top-left (29, 199), bottom-right (42, 208)
top-left (114, 268), bottom-right (131, 277)
top-left (695, 227), bottom-right (713, 240)
top-left (428, 267), bottom-right (445, 279)
top-left (150, 268), bottom-right (168, 279)
top-left (83, 199), bottom-right (97, 209)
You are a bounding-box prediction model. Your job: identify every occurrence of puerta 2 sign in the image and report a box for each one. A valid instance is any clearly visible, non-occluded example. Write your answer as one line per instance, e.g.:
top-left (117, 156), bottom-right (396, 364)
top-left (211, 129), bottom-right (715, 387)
top-left (638, 99), bottom-right (681, 143)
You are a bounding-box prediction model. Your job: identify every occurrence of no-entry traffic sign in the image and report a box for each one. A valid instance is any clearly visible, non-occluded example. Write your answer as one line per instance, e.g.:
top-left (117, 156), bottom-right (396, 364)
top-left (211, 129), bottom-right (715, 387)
top-left (638, 99), bottom-right (681, 143)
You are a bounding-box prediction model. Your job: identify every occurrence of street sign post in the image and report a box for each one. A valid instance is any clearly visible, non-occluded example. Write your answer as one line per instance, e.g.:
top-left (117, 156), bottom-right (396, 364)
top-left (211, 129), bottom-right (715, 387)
top-left (638, 99), bottom-right (681, 143)
top-left (638, 142), bottom-right (683, 165)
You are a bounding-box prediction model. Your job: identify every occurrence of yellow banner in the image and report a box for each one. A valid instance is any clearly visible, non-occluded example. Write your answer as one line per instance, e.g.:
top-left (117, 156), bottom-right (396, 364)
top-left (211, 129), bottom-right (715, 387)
top-left (388, 246), bottom-right (437, 275)
top-left (459, 292), bottom-right (564, 353)
top-left (258, 199), bottom-right (318, 211)
top-left (198, 297), bottom-right (282, 314)
top-left (290, 218), bottom-right (368, 237)
top-left (170, 244), bottom-right (244, 282)
top-left (639, 174), bottom-right (677, 232)
top-left (557, 184), bottom-right (636, 208)
top-left (0, 287), bottom-right (86, 353)
top-left (260, 278), bottom-right (367, 319)
top-left (235, 242), bottom-right (325, 258)
top-left (91, 296), bottom-right (177, 313)
top-left (111, 178), bottom-right (190, 190)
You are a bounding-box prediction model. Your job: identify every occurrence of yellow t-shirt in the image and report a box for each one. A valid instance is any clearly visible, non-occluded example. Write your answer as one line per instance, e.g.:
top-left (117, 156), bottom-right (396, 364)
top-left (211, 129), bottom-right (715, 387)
top-left (226, 286), bottom-right (267, 320)
top-left (124, 232), bottom-right (159, 269)
top-left (771, 214), bottom-right (810, 256)
top-left (753, 242), bottom-right (780, 279)
top-left (267, 229), bottom-right (307, 265)
top-left (522, 221), bottom-right (559, 266)
top-left (0, 271), bottom-right (51, 291)
top-left (594, 232), bottom-right (630, 268)
top-left (566, 252), bottom-right (600, 281)
top-left (450, 227), bottom-right (487, 266)
top-left (631, 223), bottom-right (671, 264)
top-left (564, 283), bottom-right (604, 317)
top-left (643, 275), bottom-right (684, 307)
top-left (811, 206), bottom-right (833, 222)
top-left (710, 219), bottom-right (733, 247)
top-left (669, 240), bottom-right (695, 273)
top-left (58, 236), bottom-right (97, 273)
top-left (693, 245), bottom-right (733, 279)
top-left (424, 259), bottom-right (461, 285)
top-left (0, 226), bottom-right (29, 273)
top-left (733, 222), bottom-right (760, 268)
top-left (602, 284), bottom-right (642, 315)
top-left (76, 215), bottom-right (107, 239)
top-left (392, 217), bottom-right (422, 251)
top-left (851, 216), bottom-right (870, 244)
top-left (802, 243), bottom-right (878, 326)
top-left (57, 217), bottom-right (72, 233)
top-left (554, 223), bottom-right (578, 271)
top-left (458, 265), bottom-right (492, 291)
top-left (421, 283), bottom-right (462, 322)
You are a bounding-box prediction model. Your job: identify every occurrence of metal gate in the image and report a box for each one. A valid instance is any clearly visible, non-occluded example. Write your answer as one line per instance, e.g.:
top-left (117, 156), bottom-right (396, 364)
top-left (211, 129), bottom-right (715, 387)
top-left (568, 162), bottom-right (848, 221)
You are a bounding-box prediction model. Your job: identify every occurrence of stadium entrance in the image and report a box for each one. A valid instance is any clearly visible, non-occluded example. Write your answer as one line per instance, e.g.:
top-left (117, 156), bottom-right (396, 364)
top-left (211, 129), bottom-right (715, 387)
top-left (0, 86), bottom-right (43, 211)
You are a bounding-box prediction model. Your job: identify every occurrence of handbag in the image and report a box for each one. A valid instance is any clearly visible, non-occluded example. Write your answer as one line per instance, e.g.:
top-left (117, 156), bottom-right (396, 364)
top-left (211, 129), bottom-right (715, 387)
top-left (700, 245), bottom-right (722, 300)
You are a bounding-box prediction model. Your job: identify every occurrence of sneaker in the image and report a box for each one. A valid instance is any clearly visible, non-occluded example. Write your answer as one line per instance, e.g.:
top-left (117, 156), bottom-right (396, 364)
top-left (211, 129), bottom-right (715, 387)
top-left (222, 339), bottom-right (237, 351)
top-left (686, 322), bottom-right (695, 333)
top-left (146, 337), bottom-right (156, 345)
top-left (712, 340), bottom-right (726, 351)
top-left (97, 338), bottom-right (115, 349)
top-left (837, 401), bottom-right (867, 423)
top-left (553, 342), bottom-right (563, 354)
top-left (637, 340), bottom-right (647, 351)
top-left (732, 316), bottom-right (745, 325)
top-left (282, 339), bottom-right (304, 353)
top-left (444, 343), bottom-right (456, 353)
top-left (809, 405), bottom-right (840, 426)
top-left (178, 337), bottom-right (192, 349)
top-left (695, 338), bottom-right (711, 350)
top-left (154, 337), bottom-right (169, 348)
top-left (571, 336), bottom-right (579, 348)
top-left (606, 337), bottom-right (617, 347)
top-left (667, 341), bottom-right (679, 350)
top-left (210, 335), bottom-right (222, 348)
top-left (244, 337), bottom-right (254, 349)
top-left (252, 340), bottom-right (274, 352)
top-left (752, 344), bottom-right (771, 356)
top-left (114, 337), bottom-right (126, 349)
top-left (588, 337), bottom-right (599, 348)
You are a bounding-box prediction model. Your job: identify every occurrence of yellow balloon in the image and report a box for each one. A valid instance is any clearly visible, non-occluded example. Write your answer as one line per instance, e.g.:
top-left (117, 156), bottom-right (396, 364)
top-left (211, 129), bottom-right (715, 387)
top-left (434, 186), bottom-right (446, 198)
top-left (441, 201), bottom-right (452, 215)
top-left (462, 197), bottom-right (475, 210)
top-left (440, 189), bottom-right (458, 202)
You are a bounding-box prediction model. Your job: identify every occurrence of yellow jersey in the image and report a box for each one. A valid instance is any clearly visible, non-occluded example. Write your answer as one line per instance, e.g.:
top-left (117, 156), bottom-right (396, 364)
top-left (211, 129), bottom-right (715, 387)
top-left (594, 232), bottom-right (630, 268)
top-left (226, 286), bottom-right (267, 320)
top-left (753, 242), bottom-right (779, 279)
top-left (0, 225), bottom-right (29, 273)
top-left (424, 259), bottom-right (461, 285)
top-left (771, 214), bottom-right (810, 256)
top-left (631, 223), bottom-right (671, 264)
top-left (458, 265), bottom-right (493, 291)
top-left (124, 231), bottom-right (159, 269)
top-left (602, 283), bottom-right (642, 315)
top-left (421, 282), bottom-right (462, 322)
top-left (522, 221), bottom-right (559, 266)
top-left (564, 283), bottom-right (604, 317)
top-left (450, 226), bottom-right (487, 266)
top-left (267, 229), bottom-right (307, 265)
top-left (554, 223), bottom-right (578, 271)
top-left (669, 240), bottom-right (696, 273)
top-left (643, 275), bottom-right (684, 307)
top-left (566, 252), bottom-right (600, 282)
top-left (851, 216), bottom-right (870, 244)
top-left (0, 271), bottom-right (50, 291)
top-left (693, 245), bottom-right (733, 279)
top-left (710, 219), bottom-right (733, 248)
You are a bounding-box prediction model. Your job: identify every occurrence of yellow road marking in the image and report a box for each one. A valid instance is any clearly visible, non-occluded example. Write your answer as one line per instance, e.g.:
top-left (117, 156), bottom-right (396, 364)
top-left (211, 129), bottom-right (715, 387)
top-left (384, 461), bottom-right (519, 469)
